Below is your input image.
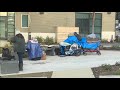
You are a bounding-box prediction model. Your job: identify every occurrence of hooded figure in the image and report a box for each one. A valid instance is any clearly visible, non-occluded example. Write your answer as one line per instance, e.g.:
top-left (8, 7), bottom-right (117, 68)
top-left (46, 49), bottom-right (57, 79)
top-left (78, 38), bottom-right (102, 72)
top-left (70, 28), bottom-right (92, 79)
top-left (11, 33), bottom-right (25, 71)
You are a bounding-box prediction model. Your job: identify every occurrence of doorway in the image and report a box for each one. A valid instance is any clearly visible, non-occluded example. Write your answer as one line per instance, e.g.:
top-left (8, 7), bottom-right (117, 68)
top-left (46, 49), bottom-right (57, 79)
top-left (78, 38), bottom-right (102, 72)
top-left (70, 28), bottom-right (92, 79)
top-left (76, 19), bottom-right (89, 37)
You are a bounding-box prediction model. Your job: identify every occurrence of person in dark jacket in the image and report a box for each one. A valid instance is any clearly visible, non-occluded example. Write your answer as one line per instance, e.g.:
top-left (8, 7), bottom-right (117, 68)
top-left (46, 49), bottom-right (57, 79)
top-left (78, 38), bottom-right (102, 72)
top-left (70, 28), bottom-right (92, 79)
top-left (11, 33), bottom-right (25, 71)
top-left (74, 32), bottom-right (81, 41)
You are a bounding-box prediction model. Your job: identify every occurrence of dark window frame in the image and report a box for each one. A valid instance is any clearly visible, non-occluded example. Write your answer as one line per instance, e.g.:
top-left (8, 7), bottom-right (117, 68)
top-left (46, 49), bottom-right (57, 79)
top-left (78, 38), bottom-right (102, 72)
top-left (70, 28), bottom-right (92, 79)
top-left (75, 13), bottom-right (102, 39)
top-left (0, 12), bottom-right (15, 40)
top-left (21, 14), bottom-right (29, 28)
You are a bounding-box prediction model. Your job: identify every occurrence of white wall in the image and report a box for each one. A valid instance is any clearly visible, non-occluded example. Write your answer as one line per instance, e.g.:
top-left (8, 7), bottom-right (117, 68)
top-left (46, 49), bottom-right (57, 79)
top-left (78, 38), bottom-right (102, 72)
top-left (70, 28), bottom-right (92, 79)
top-left (102, 31), bottom-right (115, 40)
top-left (21, 32), bottom-right (56, 42)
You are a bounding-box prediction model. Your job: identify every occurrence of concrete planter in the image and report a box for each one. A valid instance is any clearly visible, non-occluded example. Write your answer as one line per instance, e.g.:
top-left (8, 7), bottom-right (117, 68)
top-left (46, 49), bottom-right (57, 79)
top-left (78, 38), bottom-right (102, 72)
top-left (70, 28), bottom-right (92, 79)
top-left (99, 75), bottom-right (120, 78)
top-left (0, 60), bottom-right (19, 74)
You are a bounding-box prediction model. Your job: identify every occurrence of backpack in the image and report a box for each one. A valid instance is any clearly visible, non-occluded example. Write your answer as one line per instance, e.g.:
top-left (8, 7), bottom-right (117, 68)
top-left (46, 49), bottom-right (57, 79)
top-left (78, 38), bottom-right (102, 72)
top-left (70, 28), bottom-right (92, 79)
top-left (2, 48), bottom-right (10, 57)
top-left (1, 48), bottom-right (15, 60)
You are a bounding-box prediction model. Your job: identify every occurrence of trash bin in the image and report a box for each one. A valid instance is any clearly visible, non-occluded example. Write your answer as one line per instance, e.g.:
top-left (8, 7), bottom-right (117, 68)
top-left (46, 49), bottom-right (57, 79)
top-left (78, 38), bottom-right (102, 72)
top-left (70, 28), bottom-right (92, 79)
top-left (46, 46), bottom-right (55, 56)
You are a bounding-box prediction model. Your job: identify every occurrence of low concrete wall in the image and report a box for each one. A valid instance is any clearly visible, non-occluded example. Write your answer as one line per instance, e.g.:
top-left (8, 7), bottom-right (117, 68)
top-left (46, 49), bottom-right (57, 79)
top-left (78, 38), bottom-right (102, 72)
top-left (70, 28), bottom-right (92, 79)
top-left (21, 32), bottom-right (56, 42)
top-left (102, 31), bottom-right (115, 40)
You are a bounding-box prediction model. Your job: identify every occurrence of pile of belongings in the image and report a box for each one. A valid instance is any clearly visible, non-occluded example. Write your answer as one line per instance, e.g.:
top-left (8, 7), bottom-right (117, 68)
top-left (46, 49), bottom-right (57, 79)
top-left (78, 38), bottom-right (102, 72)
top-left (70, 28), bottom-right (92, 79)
top-left (87, 34), bottom-right (99, 43)
top-left (26, 38), bottom-right (43, 60)
top-left (59, 32), bottom-right (101, 55)
top-left (65, 43), bottom-right (80, 56)
top-left (59, 32), bottom-right (81, 56)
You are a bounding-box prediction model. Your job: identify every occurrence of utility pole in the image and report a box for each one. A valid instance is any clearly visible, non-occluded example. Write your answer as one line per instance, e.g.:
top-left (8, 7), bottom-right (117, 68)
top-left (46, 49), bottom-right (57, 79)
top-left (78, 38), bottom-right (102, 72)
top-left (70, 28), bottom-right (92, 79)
top-left (92, 12), bottom-right (95, 34)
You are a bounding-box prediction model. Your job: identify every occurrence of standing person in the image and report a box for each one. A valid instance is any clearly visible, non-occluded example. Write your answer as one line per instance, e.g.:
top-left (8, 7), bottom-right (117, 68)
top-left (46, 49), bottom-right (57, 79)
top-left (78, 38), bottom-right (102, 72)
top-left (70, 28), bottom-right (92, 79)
top-left (11, 33), bottom-right (25, 71)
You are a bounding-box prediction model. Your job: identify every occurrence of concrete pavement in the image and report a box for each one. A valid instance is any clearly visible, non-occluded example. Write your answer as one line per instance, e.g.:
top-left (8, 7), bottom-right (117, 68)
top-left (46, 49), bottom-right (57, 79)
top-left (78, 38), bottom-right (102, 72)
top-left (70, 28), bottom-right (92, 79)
top-left (1, 50), bottom-right (120, 78)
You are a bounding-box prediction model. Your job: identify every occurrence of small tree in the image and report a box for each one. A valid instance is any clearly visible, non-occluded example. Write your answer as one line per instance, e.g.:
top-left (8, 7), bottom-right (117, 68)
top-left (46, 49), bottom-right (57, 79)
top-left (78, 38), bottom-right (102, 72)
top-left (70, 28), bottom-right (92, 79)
top-left (36, 36), bottom-right (44, 43)
top-left (44, 36), bottom-right (54, 45)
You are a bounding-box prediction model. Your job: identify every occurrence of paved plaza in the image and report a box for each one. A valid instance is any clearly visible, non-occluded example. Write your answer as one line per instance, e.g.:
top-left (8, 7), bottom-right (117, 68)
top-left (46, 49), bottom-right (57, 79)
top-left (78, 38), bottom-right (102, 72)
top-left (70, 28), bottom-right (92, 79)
top-left (1, 50), bottom-right (120, 78)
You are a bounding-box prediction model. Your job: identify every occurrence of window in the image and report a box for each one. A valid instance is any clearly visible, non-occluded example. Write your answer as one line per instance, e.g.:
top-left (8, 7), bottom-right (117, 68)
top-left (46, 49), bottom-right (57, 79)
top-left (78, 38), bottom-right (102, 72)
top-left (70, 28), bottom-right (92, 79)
top-left (21, 14), bottom-right (28, 28)
top-left (76, 14), bottom-right (89, 19)
top-left (90, 19), bottom-right (102, 27)
top-left (0, 12), bottom-right (15, 40)
top-left (75, 13), bottom-right (102, 39)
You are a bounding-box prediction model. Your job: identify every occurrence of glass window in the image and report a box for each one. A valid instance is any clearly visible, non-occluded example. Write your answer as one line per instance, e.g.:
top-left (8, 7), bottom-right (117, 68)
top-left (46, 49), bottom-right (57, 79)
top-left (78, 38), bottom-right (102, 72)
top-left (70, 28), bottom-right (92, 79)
top-left (0, 17), bottom-right (6, 21)
top-left (8, 28), bottom-right (14, 32)
top-left (0, 17), bottom-right (6, 39)
top-left (0, 12), bottom-right (15, 40)
top-left (0, 21), bottom-right (6, 38)
top-left (90, 13), bottom-right (102, 19)
top-left (8, 12), bottom-right (15, 16)
top-left (76, 14), bottom-right (89, 19)
top-left (8, 21), bottom-right (14, 24)
top-left (75, 12), bottom-right (102, 39)
top-left (22, 15), bottom-right (28, 28)
top-left (8, 16), bottom-right (14, 22)
top-left (7, 33), bottom-right (14, 39)
top-left (90, 19), bottom-right (102, 27)
top-left (8, 25), bottom-right (14, 29)
top-left (95, 34), bottom-right (101, 39)
top-left (90, 27), bottom-right (101, 33)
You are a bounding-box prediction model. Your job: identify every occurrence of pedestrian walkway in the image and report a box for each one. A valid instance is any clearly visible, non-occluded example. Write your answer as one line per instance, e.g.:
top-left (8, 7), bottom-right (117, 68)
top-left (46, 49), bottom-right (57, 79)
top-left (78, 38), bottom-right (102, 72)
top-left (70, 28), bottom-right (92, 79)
top-left (1, 50), bottom-right (120, 78)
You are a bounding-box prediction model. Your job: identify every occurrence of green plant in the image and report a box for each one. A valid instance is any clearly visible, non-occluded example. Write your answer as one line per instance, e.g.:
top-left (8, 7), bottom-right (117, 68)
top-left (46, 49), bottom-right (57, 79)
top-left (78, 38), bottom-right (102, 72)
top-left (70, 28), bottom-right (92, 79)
top-left (101, 64), bottom-right (112, 71)
top-left (113, 71), bottom-right (120, 75)
top-left (0, 47), bottom-right (2, 54)
top-left (36, 36), bottom-right (44, 43)
top-left (115, 62), bottom-right (120, 66)
top-left (115, 36), bottom-right (120, 42)
top-left (111, 45), bottom-right (120, 50)
top-left (101, 39), bottom-right (108, 43)
top-left (44, 36), bottom-right (55, 45)
top-left (23, 52), bottom-right (28, 58)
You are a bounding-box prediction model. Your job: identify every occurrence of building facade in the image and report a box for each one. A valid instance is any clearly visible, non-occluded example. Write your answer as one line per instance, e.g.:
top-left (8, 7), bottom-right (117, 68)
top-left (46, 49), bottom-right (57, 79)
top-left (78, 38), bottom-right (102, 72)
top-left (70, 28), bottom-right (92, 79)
top-left (0, 12), bottom-right (116, 47)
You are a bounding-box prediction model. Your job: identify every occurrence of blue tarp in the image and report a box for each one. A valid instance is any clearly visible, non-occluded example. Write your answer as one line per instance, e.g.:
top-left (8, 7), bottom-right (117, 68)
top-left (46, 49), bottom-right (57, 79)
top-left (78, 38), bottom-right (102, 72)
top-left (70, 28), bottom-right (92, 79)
top-left (64, 36), bottom-right (82, 46)
top-left (81, 37), bottom-right (100, 50)
top-left (64, 36), bottom-right (101, 50)
top-left (26, 41), bottom-right (43, 60)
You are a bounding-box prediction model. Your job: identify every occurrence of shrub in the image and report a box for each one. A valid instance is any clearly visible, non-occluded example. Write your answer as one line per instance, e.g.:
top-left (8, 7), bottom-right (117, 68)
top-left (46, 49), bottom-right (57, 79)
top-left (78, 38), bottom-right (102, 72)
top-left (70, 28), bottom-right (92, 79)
top-left (35, 36), bottom-right (56, 45)
top-left (115, 62), bottom-right (120, 66)
top-left (100, 64), bottom-right (112, 71)
top-left (36, 36), bottom-right (44, 43)
top-left (101, 39), bottom-right (108, 43)
top-left (115, 36), bottom-right (120, 42)
top-left (0, 47), bottom-right (2, 54)
top-left (23, 52), bottom-right (28, 58)
top-left (111, 45), bottom-right (120, 50)
top-left (44, 36), bottom-right (54, 45)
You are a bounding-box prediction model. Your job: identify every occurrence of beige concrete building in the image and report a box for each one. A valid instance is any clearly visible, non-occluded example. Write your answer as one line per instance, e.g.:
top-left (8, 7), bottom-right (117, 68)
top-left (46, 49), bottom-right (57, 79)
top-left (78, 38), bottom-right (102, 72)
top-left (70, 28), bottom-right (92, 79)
top-left (0, 12), bottom-right (116, 47)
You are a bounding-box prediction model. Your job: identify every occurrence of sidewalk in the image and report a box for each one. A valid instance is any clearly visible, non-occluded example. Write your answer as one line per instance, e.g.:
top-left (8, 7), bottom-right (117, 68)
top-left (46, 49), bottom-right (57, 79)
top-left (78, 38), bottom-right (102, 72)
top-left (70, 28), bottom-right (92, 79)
top-left (51, 68), bottom-right (94, 78)
top-left (1, 50), bottom-right (120, 78)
